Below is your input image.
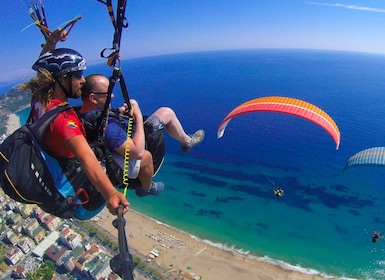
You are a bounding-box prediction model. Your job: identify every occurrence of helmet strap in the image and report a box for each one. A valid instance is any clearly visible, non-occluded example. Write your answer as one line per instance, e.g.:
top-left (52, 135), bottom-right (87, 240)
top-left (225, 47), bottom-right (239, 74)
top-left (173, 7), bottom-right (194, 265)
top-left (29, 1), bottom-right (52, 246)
top-left (66, 73), bottom-right (74, 98)
top-left (56, 74), bottom-right (73, 98)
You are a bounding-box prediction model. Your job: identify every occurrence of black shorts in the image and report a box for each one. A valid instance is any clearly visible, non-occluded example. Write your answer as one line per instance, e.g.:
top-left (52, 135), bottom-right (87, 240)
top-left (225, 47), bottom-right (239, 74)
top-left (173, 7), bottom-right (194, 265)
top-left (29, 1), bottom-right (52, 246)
top-left (144, 115), bottom-right (165, 176)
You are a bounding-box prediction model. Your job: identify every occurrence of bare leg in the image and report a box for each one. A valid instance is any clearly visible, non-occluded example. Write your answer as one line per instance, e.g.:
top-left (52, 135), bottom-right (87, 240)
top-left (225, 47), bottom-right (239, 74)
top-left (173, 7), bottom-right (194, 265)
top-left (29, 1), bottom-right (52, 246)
top-left (152, 107), bottom-right (191, 145)
top-left (137, 150), bottom-right (154, 190)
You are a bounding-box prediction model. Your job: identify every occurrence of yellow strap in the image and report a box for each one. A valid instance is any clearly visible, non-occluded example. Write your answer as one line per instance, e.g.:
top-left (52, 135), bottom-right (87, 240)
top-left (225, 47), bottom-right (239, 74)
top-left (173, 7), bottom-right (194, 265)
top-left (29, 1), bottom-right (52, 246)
top-left (122, 107), bottom-right (134, 197)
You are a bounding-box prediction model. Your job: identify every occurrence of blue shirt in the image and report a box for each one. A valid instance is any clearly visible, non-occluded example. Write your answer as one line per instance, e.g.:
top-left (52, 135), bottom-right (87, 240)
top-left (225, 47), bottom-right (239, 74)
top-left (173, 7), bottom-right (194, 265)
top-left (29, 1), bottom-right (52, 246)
top-left (82, 110), bottom-right (129, 152)
top-left (104, 115), bottom-right (128, 151)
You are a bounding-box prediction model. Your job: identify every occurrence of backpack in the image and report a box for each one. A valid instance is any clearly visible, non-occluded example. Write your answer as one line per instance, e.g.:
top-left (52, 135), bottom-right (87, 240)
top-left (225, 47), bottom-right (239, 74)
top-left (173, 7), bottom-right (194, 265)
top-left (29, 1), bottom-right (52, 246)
top-left (0, 105), bottom-right (106, 220)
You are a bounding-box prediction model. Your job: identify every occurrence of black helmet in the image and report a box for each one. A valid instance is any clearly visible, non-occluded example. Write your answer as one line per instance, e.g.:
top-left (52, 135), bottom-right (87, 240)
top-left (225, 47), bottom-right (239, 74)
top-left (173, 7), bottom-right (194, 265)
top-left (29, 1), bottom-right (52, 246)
top-left (32, 48), bottom-right (86, 78)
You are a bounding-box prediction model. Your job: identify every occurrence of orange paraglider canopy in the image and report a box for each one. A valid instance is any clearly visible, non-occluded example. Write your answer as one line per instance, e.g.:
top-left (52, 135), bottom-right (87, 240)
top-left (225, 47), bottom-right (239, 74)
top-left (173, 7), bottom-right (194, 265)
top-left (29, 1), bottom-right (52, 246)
top-left (217, 96), bottom-right (340, 149)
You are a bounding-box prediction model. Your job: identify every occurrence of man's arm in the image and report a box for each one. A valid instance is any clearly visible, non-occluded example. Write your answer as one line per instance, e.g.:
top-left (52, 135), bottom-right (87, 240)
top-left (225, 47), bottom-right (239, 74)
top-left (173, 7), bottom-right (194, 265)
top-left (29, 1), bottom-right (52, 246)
top-left (66, 135), bottom-right (129, 214)
top-left (115, 99), bottom-right (146, 159)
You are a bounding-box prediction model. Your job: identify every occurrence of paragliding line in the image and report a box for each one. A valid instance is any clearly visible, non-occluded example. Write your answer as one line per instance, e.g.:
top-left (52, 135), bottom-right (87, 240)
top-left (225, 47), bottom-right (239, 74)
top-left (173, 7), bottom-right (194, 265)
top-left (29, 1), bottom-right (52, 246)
top-left (39, 0), bottom-right (48, 27)
top-left (254, 159), bottom-right (286, 198)
top-left (59, 15), bottom-right (82, 36)
top-left (22, 0), bottom-right (82, 41)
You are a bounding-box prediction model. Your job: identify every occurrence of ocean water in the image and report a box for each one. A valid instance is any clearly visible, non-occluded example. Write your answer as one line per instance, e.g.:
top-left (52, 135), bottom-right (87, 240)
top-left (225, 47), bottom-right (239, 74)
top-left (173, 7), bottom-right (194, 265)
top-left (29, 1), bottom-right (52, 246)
top-left (14, 49), bottom-right (385, 279)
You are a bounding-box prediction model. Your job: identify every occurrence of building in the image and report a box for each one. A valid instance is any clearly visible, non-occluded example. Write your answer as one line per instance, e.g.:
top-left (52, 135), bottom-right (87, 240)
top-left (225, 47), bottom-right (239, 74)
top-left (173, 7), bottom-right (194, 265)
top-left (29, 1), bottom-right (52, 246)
top-left (11, 222), bottom-right (24, 235)
top-left (5, 200), bottom-right (18, 211)
top-left (31, 226), bottom-right (46, 243)
top-left (40, 214), bottom-right (61, 232)
top-left (75, 248), bottom-right (118, 280)
top-left (5, 246), bottom-right (24, 266)
top-left (45, 244), bottom-right (68, 266)
top-left (75, 245), bottom-right (100, 271)
top-left (59, 227), bottom-right (82, 249)
top-left (7, 212), bottom-right (22, 224)
top-left (22, 218), bottom-right (40, 235)
top-left (61, 253), bottom-right (76, 272)
top-left (32, 231), bottom-right (60, 258)
top-left (16, 237), bottom-right (35, 254)
top-left (60, 245), bottom-right (86, 273)
top-left (11, 265), bottom-right (26, 279)
top-left (4, 229), bottom-right (19, 245)
top-left (87, 257), bottom-right (117, 280)
top-left (17, 204), bottom-right (35, 218)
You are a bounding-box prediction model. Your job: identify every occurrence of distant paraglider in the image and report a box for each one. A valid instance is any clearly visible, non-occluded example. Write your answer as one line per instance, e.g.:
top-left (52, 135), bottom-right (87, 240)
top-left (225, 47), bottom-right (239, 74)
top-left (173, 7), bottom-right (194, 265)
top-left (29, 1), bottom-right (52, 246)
top-left (217, 96), bottom-right (341, 149)
top-left (372, 231), bottom-right (383, 243)
top-left (273, 188), bottom-right (285, 198)
top-left (344, 150), bottom-right (385, 245)
top-left (344, 147), bottom-right (385, 172)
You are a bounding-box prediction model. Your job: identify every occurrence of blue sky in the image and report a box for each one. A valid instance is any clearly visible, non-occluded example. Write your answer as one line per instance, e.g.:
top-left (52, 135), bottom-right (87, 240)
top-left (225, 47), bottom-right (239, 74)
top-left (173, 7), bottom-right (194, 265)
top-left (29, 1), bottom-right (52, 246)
top-left (2, 0), bottom-right (385, 86)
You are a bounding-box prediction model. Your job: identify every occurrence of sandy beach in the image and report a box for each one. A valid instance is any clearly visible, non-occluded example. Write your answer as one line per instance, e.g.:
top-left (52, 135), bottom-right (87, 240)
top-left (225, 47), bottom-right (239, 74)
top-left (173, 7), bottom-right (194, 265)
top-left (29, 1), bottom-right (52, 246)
top-left (97, 208), bottom-right (341, 280)
top-left (5, 113), bottom-right (20, 135)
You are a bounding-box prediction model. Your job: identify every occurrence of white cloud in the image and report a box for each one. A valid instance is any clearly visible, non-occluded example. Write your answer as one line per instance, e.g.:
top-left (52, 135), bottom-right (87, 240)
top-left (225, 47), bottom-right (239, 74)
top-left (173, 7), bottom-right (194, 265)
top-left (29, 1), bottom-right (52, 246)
top-left (306, 2), bottom-right (385, 13)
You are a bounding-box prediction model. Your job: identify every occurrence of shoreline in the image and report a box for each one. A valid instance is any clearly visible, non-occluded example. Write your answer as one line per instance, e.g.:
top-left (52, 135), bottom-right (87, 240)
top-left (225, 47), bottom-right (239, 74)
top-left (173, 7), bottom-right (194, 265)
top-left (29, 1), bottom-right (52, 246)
top-left (5, 113), bottom-right (21, 135)
top-left (4, 105), bottom-right (29, 136)
top-left (97, 208), bottom-right (347, 280)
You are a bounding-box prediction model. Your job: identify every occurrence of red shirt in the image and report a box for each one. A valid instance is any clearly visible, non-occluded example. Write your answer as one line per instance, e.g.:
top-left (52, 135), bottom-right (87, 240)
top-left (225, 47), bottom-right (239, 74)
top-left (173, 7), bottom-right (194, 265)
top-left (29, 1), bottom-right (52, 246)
top-left (43, 99), bottom-right (86, 158)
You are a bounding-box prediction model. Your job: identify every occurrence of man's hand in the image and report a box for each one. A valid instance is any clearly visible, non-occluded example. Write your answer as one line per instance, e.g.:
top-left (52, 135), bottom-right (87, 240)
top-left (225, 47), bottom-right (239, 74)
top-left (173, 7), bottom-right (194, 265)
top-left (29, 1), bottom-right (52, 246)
top-left (106, 191), bottom-right (130, 215)
top-left (130, 99), bottom-right (143, 121)
top-left (40, 28), bottom-right (68, 56)
top-left (118, 103), bottom-right (130, 116)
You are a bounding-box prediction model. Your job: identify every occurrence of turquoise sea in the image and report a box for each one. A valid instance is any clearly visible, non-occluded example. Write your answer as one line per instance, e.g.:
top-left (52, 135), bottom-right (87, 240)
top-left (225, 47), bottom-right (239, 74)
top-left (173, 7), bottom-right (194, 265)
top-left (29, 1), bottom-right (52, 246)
top-left (13, 49), bottom-right (385, 279)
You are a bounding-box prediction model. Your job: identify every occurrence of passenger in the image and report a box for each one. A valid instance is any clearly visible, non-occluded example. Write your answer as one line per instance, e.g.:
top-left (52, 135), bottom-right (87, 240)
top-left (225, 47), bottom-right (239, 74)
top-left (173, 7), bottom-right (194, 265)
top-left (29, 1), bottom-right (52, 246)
top-left (78, 74), bottom-right (205, 196)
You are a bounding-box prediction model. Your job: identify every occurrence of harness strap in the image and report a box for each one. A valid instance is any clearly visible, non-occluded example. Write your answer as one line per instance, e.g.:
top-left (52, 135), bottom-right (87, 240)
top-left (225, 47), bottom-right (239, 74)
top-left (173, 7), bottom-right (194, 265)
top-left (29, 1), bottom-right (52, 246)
top-left (97, 0), bottom-right (133, 195)
top-left (98, 2), bottom-right (135, 278)
top-left (74, 188), bottom-right (90, 205)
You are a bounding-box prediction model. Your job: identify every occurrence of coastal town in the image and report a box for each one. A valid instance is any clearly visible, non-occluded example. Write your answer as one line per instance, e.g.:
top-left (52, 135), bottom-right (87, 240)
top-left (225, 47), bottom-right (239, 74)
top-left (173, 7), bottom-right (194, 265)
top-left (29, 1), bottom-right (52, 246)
top-left (0, 187), bottom-right (122, 279)
top-left (0, 185), bottom-right (208, 280)
top-left (0, 187), bottom-right (176, 280)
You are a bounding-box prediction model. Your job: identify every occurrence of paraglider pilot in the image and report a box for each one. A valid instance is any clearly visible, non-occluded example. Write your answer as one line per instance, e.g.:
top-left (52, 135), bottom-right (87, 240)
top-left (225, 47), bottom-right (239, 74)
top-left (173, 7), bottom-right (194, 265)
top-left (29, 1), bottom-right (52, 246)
top-left (274, 188), bottom-right (284, 198)
top-left (372, 231), bottom-right (383, 243)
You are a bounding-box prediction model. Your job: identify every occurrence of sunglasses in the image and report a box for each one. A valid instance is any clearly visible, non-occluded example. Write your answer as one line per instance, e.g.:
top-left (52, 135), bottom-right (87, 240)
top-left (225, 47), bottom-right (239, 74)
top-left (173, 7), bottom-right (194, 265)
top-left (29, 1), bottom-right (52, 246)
top-left (92, 92), bottom-right (109, 95)
top-left (72, 71), bottom-right (84, 79)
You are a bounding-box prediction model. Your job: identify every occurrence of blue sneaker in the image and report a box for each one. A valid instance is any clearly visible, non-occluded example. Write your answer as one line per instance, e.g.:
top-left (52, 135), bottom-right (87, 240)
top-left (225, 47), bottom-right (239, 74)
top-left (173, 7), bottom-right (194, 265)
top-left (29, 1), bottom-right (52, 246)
top-left (135, 182), bottom-right (164, 197)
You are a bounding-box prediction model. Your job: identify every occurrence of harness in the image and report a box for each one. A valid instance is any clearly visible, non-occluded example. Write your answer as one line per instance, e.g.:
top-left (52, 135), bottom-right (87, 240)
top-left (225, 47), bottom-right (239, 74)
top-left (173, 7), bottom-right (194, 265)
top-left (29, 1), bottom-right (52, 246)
top-left (97, 1), bottom-right (135, 279)
top-left (97, 0), bottom-right (134, 197)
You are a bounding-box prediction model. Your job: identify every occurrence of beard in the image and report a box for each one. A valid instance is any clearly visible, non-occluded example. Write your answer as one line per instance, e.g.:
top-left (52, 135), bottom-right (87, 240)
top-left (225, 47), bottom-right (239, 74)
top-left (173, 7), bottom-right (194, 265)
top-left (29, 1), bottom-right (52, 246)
top-left (68, 88), bottom-right (82, 99)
